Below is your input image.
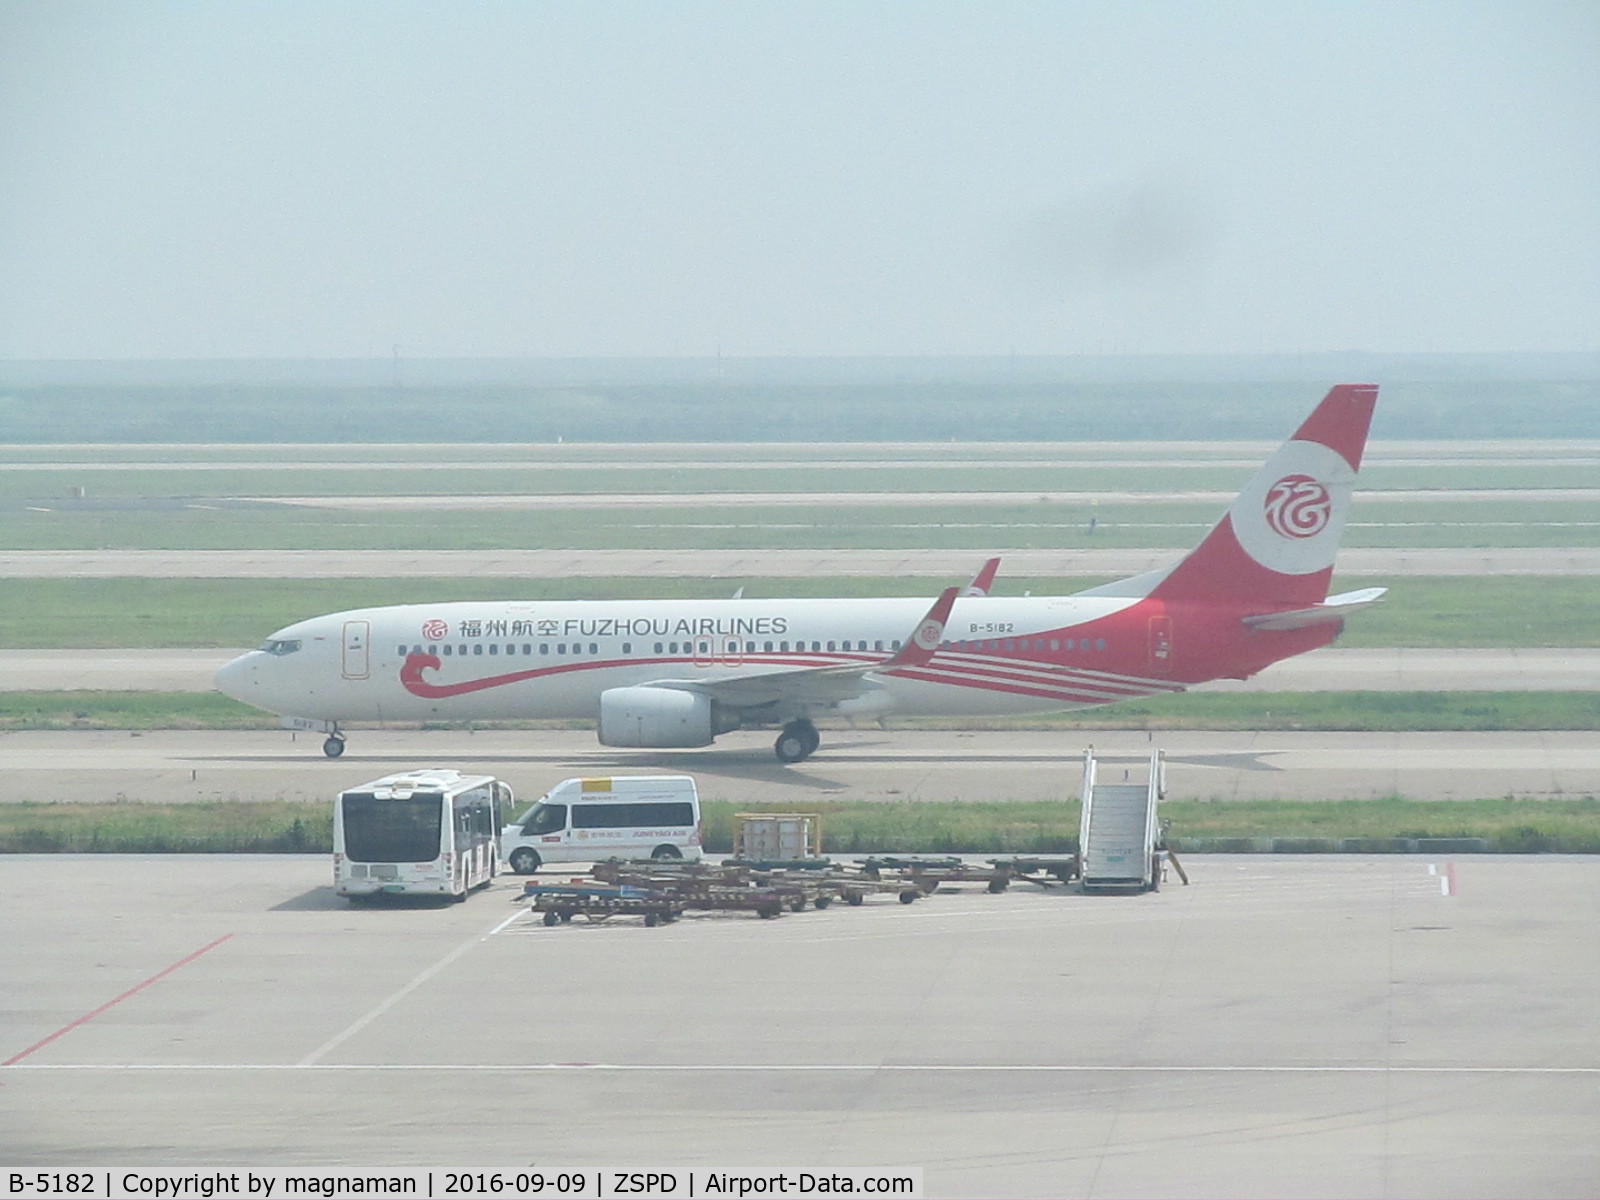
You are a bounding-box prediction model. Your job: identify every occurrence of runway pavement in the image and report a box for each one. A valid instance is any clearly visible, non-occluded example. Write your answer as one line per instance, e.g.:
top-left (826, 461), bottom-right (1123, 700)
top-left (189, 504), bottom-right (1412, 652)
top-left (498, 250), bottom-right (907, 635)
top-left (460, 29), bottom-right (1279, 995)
top-left (2, 727), bottom-right (1596, 804)
top-left (6, 546), bottom-right (1600, 576)
top-left (2, 646), bottom-right (1597, 693)
top-left (2, 854), bottom-right (1595, 1198)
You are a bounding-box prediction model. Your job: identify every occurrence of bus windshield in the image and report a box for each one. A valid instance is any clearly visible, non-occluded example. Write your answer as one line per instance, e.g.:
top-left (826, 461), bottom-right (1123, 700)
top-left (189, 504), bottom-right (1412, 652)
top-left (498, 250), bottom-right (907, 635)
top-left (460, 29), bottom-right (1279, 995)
top-left (341, 792), bottom-right (443, 862)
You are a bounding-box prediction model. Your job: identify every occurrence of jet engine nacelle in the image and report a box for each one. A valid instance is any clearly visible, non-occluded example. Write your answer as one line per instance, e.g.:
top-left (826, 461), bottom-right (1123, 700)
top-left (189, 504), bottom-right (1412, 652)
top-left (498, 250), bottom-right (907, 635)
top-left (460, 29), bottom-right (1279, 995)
top-left (598, 686), bottom-right (737, 748)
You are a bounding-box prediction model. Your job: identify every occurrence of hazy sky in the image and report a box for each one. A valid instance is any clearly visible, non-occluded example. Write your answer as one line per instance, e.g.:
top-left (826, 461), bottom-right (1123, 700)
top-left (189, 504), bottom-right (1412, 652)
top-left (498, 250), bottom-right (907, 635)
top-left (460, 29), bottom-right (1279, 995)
top-left (3, 1), bottom-right (1597, 359)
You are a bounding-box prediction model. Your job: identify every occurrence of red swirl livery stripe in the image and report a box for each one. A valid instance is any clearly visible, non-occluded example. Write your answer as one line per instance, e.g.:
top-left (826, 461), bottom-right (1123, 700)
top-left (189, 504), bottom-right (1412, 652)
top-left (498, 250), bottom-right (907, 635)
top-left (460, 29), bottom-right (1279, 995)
top-left (401, 651), bottom-right (564, 698)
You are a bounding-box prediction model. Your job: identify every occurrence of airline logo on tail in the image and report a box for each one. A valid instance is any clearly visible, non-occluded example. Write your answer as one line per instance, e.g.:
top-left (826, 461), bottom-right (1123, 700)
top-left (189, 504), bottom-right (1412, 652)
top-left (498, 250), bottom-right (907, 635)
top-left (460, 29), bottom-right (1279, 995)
top-left (1230, 426), bottom-right (1362, 579)
top-left (1264, 475), bottom-right (1333, 540)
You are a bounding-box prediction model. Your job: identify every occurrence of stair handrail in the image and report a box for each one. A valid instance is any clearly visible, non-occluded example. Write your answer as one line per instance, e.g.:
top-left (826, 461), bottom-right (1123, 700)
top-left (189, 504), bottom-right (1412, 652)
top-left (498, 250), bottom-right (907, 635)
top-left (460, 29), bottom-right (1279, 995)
top-left (1077, 746), bottom-right (1097, 857)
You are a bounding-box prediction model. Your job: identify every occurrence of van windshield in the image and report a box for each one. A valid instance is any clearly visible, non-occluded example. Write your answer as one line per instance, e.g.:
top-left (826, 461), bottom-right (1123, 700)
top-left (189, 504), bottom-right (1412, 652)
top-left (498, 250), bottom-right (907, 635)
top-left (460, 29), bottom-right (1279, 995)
top-left (518, 803), bottom-right (568, 835)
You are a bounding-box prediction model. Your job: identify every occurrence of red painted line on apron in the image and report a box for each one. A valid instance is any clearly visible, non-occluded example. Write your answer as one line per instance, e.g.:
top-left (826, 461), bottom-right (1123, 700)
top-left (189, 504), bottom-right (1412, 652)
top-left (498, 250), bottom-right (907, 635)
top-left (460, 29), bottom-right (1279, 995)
top-left (3, 934), bottom-right (235, 1066)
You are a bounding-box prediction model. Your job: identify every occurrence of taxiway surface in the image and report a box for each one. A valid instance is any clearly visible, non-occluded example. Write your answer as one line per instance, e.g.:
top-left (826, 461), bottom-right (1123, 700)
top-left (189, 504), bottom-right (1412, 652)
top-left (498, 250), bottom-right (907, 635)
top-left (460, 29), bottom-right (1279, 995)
top-left (3, 647), bottom-right (1598, 693)
top-left (2, 727), bottom-right (1596, 804)
top-left (3, 854), bottom-right (1595, 1198)
top-left (6, 546), bottom-right (1600, 576)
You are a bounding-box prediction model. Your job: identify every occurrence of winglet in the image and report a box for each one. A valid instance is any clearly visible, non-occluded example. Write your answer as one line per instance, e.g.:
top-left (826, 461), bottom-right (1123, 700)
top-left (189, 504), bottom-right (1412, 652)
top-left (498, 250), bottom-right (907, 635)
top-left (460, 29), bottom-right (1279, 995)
top-left (880, 587), bottom-right (960, 670)
top-left (962, 557), bottom-right (1001, 597)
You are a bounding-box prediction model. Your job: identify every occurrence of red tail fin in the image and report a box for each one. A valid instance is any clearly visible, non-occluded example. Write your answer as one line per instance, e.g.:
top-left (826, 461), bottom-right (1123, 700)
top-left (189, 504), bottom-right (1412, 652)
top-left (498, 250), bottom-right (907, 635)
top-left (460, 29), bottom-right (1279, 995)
top-left (1146, 384), bottom-right (1378, 608)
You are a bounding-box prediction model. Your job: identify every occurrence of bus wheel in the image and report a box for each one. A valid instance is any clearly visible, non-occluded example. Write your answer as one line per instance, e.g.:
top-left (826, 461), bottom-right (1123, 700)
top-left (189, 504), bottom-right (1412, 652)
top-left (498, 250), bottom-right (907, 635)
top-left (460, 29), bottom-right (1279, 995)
top-left (650, 844), bottom-right (682, 861)
top-left (322, 736), bottom-right (345, 758)
top-left (509, 848), bottom-right (541, 874)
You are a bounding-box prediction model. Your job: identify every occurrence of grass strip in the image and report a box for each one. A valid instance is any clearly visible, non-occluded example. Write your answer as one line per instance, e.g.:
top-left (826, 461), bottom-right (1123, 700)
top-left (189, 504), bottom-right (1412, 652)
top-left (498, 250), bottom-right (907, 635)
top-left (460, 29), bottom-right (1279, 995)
top-left (3, 690), bottom-right (1598, 733)
top-left (0, 692), bottom-right (268, 730)
top-left (2, 797), bottom-right (1596, 856)
top-left (0, 801), bottom-right (330, 854)
top-left (704, 798), bottom-right (1600, 855)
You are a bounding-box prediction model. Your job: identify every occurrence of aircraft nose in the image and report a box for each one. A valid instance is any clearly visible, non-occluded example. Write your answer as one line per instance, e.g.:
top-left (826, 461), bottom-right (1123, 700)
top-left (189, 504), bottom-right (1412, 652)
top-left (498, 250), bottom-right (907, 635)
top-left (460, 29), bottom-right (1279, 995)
top-left (213, 651), bottom-right (261, 703)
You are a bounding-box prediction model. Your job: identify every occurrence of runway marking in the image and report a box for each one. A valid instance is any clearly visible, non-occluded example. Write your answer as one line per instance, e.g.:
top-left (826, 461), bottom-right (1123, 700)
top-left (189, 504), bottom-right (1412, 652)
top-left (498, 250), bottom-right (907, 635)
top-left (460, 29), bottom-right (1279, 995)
top-left (4, 1062), bottom-right (1596, 1074)
top-left (1, 934), bottom-right (234, 1066)
top-left (296, 907), bottom-right (528, 1067)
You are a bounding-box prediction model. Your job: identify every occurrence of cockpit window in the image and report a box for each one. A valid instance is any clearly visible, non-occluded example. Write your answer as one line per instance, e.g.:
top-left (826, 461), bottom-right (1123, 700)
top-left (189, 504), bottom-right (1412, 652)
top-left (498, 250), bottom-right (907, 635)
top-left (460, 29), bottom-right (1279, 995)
top-left (259, 639), bottom-right (303, 656)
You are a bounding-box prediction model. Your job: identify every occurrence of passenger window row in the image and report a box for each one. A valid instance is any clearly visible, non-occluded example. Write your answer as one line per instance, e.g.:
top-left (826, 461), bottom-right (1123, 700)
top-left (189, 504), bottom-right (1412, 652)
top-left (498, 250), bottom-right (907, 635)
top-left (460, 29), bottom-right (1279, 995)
top-left (395, 637), bottom-right (1108, 658)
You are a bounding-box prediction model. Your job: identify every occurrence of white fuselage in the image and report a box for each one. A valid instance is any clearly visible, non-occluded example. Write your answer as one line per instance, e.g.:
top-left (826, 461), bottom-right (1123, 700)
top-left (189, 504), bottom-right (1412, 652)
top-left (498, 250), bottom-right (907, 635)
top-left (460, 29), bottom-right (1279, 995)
top-left (215, 592), bottom-right (1184, 726)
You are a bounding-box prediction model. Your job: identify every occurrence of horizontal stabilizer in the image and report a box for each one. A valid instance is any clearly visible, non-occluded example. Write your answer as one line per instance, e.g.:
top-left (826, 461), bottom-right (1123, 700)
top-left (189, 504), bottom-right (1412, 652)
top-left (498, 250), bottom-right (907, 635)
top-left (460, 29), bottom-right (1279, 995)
top-left (1241, 587), bottom-right (1388, 631)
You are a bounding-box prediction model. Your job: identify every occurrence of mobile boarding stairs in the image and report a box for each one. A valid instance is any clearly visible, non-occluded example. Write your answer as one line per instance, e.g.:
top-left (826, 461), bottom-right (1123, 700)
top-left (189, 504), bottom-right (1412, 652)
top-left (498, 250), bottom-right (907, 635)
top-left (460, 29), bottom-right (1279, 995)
top-left (1078, 747), bottom-right (1180, 894)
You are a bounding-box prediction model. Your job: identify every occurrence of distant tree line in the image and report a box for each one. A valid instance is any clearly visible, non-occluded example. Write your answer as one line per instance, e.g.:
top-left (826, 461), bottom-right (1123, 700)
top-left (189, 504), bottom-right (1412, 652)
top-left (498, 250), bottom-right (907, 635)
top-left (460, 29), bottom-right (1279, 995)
top-left (0, 379), bottom-right (1596, 442)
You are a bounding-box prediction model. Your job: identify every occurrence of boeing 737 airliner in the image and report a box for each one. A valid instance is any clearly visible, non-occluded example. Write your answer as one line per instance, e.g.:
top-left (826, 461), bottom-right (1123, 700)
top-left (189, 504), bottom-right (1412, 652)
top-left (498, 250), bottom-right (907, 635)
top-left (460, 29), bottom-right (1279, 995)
top-left (215, 384), bottom-right (1384, 763)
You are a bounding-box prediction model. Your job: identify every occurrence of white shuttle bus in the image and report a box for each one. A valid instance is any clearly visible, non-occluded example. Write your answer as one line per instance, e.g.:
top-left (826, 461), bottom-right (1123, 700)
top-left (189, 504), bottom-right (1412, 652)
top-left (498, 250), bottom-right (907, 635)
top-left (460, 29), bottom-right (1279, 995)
top-left (501, 775), bottom-right (702, 873)
top-left (334, 769), bottom-right (513, 901)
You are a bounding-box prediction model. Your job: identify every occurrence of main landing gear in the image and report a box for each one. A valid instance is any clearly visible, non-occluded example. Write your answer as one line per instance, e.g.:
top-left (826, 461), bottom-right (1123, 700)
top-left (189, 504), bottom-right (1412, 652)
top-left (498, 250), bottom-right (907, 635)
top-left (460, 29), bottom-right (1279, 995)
top-left (322, 732), bottom-right (346, 758)
top-left (774, 719), bottom-right (820, 764)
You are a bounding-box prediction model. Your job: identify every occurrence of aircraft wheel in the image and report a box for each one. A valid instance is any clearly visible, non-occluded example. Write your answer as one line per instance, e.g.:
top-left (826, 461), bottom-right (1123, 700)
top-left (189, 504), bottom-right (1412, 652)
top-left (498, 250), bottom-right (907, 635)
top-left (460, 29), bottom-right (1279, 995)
top-left (322, 735), bottom-right (345, 758)
top-left (774, 729), bottom-right (810, 763)
top-left (774, 719), bottom-right (819, 764)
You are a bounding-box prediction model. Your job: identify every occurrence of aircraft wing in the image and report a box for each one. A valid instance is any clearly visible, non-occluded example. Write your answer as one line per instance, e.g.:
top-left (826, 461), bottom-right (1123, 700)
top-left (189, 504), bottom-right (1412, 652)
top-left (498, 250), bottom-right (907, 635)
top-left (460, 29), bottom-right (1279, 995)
top-left (1241, 587), bottom-right (1388, 631)
top-left (644, 587), bottom-right (960, 710)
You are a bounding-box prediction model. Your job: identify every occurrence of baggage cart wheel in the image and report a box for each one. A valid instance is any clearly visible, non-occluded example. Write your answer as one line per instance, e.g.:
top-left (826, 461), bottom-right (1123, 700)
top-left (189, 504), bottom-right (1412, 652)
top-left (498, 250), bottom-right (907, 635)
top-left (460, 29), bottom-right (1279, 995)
top-left (846, 893), bottom-right (864, 906)
top-left (898, 890), bottom-right (919, 904)
top-left (987, 878), bottom-right (1009, 893)
top-left (542, 910), bottom-right (560, 926)
top-left (644, 912), bottom-right (660, 927)
top-left (814, 896), bottom-right (831, 909)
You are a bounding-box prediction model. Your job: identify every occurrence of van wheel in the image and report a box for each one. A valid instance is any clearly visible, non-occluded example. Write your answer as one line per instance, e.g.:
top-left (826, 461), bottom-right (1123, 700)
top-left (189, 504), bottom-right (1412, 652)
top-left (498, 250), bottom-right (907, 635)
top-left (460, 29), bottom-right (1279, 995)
top-left (509, 848), bottom-right (541, 874)
top-left (650, 844), bottom-right (682, 861)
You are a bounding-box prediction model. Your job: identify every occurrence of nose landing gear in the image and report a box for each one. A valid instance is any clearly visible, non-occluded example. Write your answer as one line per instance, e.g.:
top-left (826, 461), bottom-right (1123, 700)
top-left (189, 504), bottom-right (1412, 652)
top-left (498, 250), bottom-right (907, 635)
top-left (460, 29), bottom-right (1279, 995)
top-left (774, 719), bottom-right (821, 764)
top-left (322, 732), bottom-right (346, 758)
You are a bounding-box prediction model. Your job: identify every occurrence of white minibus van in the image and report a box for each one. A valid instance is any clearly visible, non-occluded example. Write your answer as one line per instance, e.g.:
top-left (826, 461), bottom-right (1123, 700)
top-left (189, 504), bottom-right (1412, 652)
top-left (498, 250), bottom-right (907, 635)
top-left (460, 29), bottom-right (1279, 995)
top-left (501, 775), bottom-right (702, 873)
